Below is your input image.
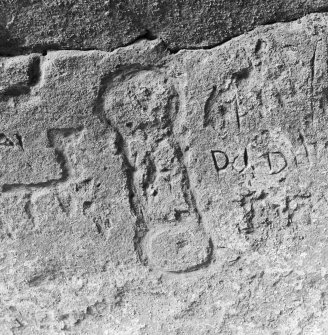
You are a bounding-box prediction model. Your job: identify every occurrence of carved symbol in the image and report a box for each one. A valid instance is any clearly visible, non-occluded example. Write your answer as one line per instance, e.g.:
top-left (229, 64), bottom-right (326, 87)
top-left (1, 127), bottom-right (83, 193)
top-left (211, 150), bottom-right (229, 173)
top-left (212, 148), bottom-right (287, 176)
top-left (232, 148), bottom-right (248, 173)
top-left (261, 151), bottom-right (288, 175)
top-left (203, 86), bottom-right (217, 128)
top-left (0, 133), bottom-right (14, 147)
top-left (268, 151), bottom-right (288, 174)
top-left (0, 133), bottom-right (24, 149)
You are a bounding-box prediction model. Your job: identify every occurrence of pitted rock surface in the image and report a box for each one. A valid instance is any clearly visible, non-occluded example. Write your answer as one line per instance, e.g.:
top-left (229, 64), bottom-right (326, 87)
top-left (1, 0), bottom-right (328, 54)
top-left (2, 12), bottom-right (328, 335)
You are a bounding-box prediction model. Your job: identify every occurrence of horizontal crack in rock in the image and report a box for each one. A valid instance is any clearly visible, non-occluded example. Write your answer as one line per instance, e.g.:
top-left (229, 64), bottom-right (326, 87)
top-left (2, 11), bottom-right (328, 57)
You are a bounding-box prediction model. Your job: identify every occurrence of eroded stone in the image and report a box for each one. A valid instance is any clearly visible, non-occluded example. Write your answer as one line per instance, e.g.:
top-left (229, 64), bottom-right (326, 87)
top-left (1, 12), bottom-right (328, 334)
top-left (1, 0), bottom-right (328, 53)
top-left (0, 54), bottom-right (39, 93)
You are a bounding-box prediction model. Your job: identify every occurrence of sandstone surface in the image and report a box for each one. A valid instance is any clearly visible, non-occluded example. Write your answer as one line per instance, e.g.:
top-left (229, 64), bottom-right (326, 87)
top-left (2, 9), bottom-right (328, 335)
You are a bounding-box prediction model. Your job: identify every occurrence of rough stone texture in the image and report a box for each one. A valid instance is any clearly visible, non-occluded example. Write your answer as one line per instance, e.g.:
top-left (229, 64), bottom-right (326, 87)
top-left (4, 9), bottom-right (328, 335)
top-left (1, 0), bottom-right (328, 54)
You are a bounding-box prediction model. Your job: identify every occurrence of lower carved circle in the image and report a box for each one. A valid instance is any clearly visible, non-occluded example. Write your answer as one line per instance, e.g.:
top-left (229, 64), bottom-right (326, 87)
top-left (146, 225), bottom-right (212, 273)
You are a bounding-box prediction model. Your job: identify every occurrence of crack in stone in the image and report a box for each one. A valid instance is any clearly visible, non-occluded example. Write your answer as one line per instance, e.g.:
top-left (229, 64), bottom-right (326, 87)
top-left (2, 11), bottom-right (328, 57)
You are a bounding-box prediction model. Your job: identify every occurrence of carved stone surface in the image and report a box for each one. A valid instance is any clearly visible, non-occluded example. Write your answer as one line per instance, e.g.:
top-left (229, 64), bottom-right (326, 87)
top-left (2, 11), bottom-right (328, 335)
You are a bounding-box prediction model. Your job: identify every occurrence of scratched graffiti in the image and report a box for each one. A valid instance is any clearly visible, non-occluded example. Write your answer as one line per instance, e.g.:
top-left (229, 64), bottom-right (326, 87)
top-left (211, 147), bottom-right (288, 175)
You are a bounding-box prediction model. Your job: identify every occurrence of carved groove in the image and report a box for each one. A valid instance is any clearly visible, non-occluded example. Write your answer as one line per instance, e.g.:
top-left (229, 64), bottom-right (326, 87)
top-left (1, 127), bottom-right (83, 193)
top-left (203, 85), bottom-right (217, 128)
top-left (211, 150), bottom-right (229, 173)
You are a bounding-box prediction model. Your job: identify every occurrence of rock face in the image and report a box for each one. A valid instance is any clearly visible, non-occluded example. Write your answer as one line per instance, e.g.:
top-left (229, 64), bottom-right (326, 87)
top-left (3, 9), bottom-right (328, 335)
top-left (1, 0), bottom-right (328, 54)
